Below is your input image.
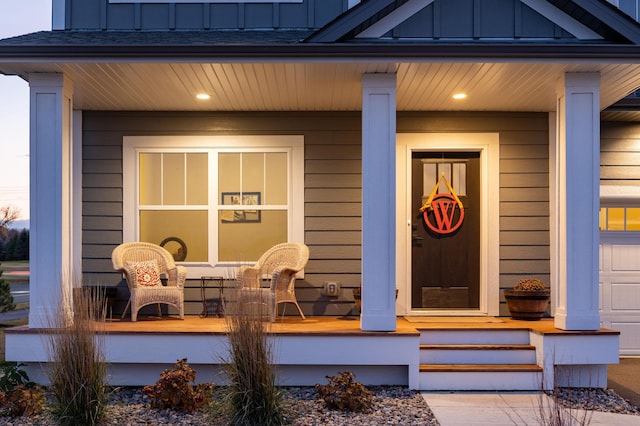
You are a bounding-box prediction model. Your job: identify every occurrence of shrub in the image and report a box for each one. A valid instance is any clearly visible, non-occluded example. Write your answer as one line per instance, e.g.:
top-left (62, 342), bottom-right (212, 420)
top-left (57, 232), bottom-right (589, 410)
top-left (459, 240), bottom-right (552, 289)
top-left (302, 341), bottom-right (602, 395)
top-left (0, 267), bottom-right (15, 313)
top-left (45, 286), bottom-right (108, 426)
top-left (0, 363), bottom-right (45, 417)
top-left (142, 358), bottom-right (215, 412)
top-left (222, 290), bottom-right (283, 426)
top-left (315, 371), bottom-right (374, 412)
top-left (2, 385), bottom-right (45, 417)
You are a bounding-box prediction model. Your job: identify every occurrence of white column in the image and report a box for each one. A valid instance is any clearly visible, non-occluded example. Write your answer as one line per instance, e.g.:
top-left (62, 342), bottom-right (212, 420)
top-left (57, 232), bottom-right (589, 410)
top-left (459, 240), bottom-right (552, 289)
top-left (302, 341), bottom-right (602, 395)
top-left (552, 72), bottom-right (600, 331)
top-left (28, 73), bottom-right (75, 328)
top-left (361, 73), bottom-right (397, 331)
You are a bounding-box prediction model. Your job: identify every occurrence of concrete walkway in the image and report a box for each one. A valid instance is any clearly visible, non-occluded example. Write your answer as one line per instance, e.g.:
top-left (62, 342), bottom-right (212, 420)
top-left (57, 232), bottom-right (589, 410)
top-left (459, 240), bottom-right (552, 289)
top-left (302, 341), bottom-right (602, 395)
top-left (422, 392), bottom-right (640, 425)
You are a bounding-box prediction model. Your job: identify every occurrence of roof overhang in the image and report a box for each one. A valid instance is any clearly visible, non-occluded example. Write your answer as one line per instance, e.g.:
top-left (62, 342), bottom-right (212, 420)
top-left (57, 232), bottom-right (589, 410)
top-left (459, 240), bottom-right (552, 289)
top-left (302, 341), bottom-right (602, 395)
top-left (3, 0), bottom-right (640, 116)
top-left (2, 38), bottom-right (640, 113)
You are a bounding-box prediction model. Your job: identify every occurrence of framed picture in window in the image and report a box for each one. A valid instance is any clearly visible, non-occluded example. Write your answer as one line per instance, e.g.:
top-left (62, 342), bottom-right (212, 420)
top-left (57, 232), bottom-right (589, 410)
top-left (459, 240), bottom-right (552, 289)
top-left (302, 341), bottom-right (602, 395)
top-left (221, 192), bottom-right (261, 223)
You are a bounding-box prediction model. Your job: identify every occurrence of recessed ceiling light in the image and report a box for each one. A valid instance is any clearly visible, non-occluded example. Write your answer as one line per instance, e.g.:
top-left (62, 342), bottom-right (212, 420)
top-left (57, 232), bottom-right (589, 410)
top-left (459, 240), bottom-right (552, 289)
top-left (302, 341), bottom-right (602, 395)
top-left (196, 93), bottom-right (211, 100)
top-left (452, 93), bottom-right (467, 100)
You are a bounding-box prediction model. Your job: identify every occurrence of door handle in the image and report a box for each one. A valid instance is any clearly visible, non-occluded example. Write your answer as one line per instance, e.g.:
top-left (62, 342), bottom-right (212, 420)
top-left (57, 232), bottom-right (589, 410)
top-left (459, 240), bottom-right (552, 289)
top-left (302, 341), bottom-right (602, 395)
top-left (412, 234), bottom-right (424, 242)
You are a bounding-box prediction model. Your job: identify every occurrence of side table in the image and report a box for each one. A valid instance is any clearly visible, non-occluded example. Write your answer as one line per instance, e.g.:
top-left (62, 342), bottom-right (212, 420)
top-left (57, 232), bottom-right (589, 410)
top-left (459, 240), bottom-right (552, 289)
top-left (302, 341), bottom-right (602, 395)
top-left (200, 276), bottom-right (225, 318)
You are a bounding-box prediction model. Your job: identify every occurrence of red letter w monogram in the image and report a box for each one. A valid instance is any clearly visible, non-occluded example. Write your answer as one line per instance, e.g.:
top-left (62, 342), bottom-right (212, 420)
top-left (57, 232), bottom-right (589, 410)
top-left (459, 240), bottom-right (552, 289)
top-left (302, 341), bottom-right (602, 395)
top-left (423, 193), bottom-right (464, 234)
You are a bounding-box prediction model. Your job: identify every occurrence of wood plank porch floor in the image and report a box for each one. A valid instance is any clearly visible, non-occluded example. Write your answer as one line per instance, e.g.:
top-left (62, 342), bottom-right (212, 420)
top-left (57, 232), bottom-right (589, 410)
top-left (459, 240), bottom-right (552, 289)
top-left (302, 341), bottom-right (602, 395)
top-left (8, 315), bottom-right (616, 336)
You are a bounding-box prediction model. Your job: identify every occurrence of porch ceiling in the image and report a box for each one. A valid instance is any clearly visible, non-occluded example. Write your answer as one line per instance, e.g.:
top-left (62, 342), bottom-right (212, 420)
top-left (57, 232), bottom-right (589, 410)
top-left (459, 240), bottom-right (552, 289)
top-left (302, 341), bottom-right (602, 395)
top-left (2, 60), bottom-right (640, 112)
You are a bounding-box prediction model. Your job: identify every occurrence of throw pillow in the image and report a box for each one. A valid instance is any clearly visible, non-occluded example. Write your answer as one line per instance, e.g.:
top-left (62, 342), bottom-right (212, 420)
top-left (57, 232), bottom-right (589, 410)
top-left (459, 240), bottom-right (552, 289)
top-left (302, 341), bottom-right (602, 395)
top-left (126, 259), bottom-right (161, 287)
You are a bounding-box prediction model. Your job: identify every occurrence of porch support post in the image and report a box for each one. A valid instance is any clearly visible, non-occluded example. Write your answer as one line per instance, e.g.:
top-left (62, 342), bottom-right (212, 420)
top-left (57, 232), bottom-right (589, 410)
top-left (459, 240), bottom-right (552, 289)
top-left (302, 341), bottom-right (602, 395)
top-left (552, 72), bottom-right (600, 331)
top-left (28, 73), bottom-right (75, 328)
top-left (361, 73), bottom-right (397, 332)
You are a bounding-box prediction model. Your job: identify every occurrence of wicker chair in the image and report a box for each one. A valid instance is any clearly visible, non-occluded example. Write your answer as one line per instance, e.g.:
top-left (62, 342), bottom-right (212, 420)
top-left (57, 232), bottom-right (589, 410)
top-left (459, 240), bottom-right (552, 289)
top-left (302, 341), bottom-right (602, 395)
top-left (237, 242), bottom-right (309, 321)
top-left (112, 242), bottom-right (186, 321)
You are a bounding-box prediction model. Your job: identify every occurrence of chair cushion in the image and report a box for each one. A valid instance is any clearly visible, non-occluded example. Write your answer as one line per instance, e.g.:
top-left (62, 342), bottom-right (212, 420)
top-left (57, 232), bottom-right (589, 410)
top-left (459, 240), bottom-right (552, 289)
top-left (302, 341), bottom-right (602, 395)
top-left (127, 259), bottom-right (162, 287)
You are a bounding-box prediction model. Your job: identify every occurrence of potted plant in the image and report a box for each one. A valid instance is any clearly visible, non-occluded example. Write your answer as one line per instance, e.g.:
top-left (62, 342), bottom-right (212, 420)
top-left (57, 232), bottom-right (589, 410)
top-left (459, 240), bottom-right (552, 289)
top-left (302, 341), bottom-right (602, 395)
top-left (504, 278), bottom-right (550, 321)
top-left (352, 286), bottom-right (398, 312)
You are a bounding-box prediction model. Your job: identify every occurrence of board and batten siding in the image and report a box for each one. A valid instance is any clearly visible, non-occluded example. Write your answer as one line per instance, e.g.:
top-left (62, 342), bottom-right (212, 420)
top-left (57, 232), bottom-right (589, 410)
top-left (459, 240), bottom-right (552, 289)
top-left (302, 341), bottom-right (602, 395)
top-left (82, 111), bottom-right (550, 317)
top-left (64, 0), bottom-right (345, 31)
top-left (392, 0), bottom-right (573, 40)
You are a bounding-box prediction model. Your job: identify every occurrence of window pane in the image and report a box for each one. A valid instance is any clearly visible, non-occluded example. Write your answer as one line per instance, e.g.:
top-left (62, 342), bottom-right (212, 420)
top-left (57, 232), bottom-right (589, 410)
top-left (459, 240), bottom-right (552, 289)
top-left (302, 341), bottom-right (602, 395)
top-left (140, 210), bottom-right (208, 262)
top-left (242, 153), bottom-right (264, 200)
top-left (219, 153), bottom-right (240, 194)
top-left (608, 208), bottom-right (625, 231)
top-left (599, 208), bottom-right (606, 231)
top-left (186, 153), bottom-right (208, 205)
top-left (218, 210), bottom-right (287, 261)
top-left (627, 208), bottom-right (640, 231)
top-left (139, 153), bottom-right (161, 205)
top-left (163, 153), bottom-right (185, 205)
top-left (265, 152), bottom-right (287, 205)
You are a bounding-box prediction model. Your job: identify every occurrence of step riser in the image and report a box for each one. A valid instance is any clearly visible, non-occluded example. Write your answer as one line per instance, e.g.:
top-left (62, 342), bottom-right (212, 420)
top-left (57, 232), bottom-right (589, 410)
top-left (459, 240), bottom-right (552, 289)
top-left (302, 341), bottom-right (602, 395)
top-left (419, 371), bottom-right (543, 391)
top-left (421, 350), bottom-right (536, 364)
top-left (420, 330), bottom-right (530, 345)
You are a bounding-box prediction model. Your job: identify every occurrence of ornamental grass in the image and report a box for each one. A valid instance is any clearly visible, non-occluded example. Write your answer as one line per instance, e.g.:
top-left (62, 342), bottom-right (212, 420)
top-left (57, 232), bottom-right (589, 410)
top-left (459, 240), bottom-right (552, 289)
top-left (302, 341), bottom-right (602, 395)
top-left (220, 287), bottom-right (284, 426)
top-left (44, 284), bottom-right (108, 426)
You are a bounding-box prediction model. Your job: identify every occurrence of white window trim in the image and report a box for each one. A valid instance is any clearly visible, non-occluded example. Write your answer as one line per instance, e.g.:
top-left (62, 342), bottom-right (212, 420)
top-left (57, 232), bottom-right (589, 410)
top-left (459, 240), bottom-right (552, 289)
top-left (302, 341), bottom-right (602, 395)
top-left (123, 135), bottom-right (304, 279)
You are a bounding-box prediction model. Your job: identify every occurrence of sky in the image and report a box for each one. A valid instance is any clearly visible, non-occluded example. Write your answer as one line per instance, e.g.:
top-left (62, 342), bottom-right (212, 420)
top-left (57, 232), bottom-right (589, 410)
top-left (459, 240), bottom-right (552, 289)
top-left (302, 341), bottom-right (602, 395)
top-left (0, 1), bottom-right (52, 221)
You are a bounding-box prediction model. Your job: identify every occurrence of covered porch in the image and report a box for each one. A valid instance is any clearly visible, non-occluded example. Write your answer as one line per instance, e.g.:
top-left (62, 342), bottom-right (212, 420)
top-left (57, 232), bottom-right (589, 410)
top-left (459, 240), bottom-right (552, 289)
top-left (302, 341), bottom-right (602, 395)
top-left (4, 0), bottom-right (640, 391)
top-left (6, 315), bottom-right (619, 391)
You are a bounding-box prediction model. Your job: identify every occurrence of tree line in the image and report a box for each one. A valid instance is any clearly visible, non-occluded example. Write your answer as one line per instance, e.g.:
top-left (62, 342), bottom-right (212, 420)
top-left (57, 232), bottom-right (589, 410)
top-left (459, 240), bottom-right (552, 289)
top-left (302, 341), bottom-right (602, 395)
top-left (0, 205), bottom-right (28, 261)
top-left (0, 228), bottom-right (29, 261)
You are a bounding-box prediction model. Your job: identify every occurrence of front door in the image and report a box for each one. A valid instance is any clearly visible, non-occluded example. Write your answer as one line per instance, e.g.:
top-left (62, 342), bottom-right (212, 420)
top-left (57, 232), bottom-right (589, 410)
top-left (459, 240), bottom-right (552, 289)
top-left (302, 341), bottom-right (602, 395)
top-left (411, 152), bottom-right (480, 310)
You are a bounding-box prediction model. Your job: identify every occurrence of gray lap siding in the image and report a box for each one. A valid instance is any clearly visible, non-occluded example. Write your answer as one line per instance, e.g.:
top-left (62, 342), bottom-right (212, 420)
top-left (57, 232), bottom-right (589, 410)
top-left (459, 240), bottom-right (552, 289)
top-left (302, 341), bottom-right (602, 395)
top-left (81, 111), bottom-right (550, 317)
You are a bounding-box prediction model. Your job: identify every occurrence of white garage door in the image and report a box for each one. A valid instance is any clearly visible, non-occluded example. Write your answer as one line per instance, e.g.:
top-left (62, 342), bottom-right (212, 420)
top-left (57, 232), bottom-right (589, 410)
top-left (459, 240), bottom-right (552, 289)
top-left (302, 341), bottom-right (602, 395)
top-left (600, 205), bottom-right (640, 355)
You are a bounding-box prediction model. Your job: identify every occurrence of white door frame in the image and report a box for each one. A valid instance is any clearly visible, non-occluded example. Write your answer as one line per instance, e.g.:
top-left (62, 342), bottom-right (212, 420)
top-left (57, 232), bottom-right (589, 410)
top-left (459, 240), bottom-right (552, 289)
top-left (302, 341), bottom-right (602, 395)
top-left (396, 133), bottom-right (500, 316)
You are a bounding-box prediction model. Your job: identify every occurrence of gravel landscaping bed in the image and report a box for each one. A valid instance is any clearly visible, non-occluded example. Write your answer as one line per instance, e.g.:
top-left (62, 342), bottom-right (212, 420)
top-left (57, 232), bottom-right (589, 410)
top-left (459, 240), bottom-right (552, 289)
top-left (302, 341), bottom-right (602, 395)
top-left (553, 387), bottom-right (640, 415)
top-left (0, 386), bottom-right (638, 425)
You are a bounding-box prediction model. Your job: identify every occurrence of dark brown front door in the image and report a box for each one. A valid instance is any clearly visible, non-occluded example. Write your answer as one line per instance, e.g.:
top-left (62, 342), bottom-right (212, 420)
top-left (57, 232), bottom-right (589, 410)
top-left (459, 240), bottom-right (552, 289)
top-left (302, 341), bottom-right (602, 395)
top-left (411, 152), bottom-right (480, 310)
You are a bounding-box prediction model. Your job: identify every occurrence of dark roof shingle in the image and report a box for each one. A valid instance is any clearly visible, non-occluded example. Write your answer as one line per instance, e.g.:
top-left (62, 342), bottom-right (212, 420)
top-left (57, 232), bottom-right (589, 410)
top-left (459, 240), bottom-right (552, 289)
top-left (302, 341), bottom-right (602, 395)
top-left (0, 30), bottom-right (314, 47)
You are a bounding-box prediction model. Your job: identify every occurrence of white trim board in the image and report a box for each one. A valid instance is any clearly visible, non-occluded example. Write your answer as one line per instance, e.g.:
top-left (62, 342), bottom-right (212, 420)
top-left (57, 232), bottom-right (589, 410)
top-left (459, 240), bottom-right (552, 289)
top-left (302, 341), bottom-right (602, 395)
top-left (601, 185), bottom-right (640, 205)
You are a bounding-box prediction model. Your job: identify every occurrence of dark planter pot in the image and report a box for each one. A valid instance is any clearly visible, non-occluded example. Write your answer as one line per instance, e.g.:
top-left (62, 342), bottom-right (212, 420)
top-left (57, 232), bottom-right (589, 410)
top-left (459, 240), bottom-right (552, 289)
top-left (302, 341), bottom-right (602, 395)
top-left (504, 289), bottom-right (550, 321)
top-left (352, 287), bottom-right (398, 311)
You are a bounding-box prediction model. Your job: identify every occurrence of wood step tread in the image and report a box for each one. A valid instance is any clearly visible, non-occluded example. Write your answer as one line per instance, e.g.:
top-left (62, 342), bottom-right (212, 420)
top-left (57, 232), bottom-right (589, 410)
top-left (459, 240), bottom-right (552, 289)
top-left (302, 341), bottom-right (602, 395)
top-left (420, 344), bottom-right (535, 351)
top-left (420, 364), bottom-right (543, 373)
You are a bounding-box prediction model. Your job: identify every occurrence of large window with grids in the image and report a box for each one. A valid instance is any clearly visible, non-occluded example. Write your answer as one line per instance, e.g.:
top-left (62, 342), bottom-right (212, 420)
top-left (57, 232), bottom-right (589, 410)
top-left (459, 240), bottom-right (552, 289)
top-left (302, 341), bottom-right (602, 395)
top-left (123, 135), bottom-right (304, 277)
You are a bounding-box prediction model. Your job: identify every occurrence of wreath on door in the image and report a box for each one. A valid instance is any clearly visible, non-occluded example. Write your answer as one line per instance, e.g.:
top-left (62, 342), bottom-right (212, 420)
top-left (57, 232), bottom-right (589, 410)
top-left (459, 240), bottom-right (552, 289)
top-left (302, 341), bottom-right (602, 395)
top-left (419, 174), bottom-right (465, 235)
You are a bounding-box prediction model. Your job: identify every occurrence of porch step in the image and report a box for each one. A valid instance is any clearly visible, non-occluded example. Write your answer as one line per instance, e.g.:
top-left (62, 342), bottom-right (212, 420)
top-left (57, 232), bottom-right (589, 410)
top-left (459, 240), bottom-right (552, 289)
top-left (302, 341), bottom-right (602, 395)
top-left (418, 363), bottom-right (543, 390)
top-left (419, 328), bottom-right (530, 345)
top-left (419, 344), bottom-right (536, 364)
top-left (417, 328), bottom-right (542, 390)
top-left (420, 364), bottom-right (542, 373)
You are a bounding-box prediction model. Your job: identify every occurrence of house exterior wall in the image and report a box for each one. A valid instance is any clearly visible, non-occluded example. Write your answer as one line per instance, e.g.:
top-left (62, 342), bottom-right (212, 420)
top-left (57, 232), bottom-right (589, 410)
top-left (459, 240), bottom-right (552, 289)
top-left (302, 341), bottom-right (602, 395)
top-left (392, 0), bottom-right (572, 39)
top-left (81, 111), bottom-right (550, 317)
top-left (62, 0), bottom-right (346, 30)
top-left (601, 121), bottom-right (640, 184)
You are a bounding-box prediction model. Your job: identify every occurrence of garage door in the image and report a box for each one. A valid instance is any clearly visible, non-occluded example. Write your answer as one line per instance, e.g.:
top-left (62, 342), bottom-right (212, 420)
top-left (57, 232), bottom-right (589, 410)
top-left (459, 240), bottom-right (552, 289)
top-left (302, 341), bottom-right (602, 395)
top-left (600, 206), bottom-right (640, 355)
